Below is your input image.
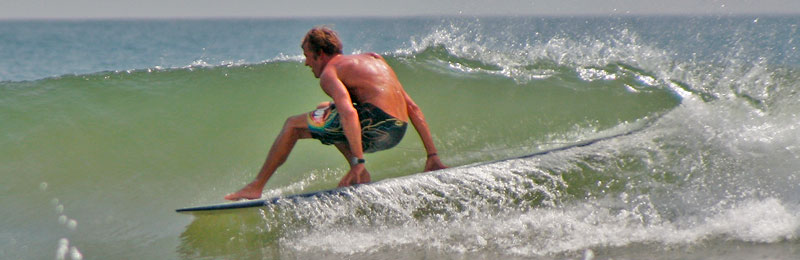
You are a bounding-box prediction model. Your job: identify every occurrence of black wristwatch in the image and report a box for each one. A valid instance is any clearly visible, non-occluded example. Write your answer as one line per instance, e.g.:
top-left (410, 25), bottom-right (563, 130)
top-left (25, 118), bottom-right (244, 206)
top-left (350, 157), bottom-right (366, 166)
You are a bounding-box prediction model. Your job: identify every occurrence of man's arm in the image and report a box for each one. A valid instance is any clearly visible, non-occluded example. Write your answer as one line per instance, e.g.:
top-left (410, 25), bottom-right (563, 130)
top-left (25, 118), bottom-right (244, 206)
top-left (404, 92), bottom-right (447, 171)
top-left (320, 69), bottom-right (364, 158)
top-left (319, 67), bottom-right (369, 186)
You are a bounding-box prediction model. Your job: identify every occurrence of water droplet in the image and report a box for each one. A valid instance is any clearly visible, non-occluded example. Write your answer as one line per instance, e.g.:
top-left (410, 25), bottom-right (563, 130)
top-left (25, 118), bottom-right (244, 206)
top-left (56, 238), bottom-right (69, 260)
top-left (70, 247), bottom-right (83, 260)
top-left (584, 249), bottom-right (595, 260)
top-left (67, 219), bottom-right (78, 231)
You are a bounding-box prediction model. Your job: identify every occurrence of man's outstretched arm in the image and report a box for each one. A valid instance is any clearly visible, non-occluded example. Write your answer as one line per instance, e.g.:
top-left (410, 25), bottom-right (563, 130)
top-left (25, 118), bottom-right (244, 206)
top-left (404, 92), bottom-right (447, 171)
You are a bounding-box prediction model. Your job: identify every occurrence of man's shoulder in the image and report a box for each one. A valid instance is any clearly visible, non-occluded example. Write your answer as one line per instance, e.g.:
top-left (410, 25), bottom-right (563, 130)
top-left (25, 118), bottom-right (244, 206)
top-left (331, 54), bottom-right (386, 72)
top-left (336, 53), bottom-right (382, 62)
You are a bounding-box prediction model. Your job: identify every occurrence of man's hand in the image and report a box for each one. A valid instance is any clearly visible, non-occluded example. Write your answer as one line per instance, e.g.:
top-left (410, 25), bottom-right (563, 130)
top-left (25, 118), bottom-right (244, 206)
top-left (424, 155), bottom-right (447, 172)
top-left (338, 163), bottom-right (371, 187)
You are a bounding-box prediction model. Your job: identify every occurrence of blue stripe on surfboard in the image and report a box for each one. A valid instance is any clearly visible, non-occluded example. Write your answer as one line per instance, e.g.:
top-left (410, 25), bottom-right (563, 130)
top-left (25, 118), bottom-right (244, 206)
top-left (175, 186), bottom-right (355, 213)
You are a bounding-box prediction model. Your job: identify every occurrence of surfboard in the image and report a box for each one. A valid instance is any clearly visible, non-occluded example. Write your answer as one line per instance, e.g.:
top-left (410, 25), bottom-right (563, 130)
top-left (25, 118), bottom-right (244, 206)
top-left (176, 121), bottom-right (651, 214)
top-left (175, 186), bottom-right (356, 213)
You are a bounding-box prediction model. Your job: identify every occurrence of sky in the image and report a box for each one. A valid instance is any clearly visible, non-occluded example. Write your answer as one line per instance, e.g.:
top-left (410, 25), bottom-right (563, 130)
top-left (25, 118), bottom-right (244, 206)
top-left (1, 0), bottom-right (798, 19)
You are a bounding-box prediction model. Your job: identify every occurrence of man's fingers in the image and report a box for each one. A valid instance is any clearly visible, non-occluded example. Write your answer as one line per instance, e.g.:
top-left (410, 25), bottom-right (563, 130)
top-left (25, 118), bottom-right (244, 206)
top-left (339, 174), bottom-right (351, 187)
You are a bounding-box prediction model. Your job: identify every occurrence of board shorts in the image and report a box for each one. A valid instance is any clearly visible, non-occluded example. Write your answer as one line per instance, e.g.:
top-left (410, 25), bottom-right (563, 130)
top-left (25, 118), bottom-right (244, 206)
top-left (307, 103), bottom-right (408, 153)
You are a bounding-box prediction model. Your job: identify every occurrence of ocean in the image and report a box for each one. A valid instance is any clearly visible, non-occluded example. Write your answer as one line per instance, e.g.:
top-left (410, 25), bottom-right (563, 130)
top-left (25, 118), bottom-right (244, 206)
top-left (2, 16), bottom-right (799, 259)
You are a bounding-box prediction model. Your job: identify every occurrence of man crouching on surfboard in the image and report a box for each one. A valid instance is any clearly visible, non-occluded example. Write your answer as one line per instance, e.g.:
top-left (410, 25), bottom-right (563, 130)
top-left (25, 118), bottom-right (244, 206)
top-left (225, 26), bottom-right (447, 200)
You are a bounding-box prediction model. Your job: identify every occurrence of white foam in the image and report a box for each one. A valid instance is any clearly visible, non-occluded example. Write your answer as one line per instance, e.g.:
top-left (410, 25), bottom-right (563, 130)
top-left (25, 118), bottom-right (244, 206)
top-left (268, 115), bottom-right (800, 257)
top-left (282, 196), bottom-right (798, 257)
top-left (703, 198), bottom-right (799, 242)
top-left (393, 22), bottom-right (679, 91)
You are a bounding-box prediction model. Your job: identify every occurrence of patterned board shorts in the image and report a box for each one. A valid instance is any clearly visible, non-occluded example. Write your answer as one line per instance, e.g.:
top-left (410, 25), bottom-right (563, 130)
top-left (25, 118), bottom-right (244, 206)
top-left (307, 103), bottom-right (407, 153)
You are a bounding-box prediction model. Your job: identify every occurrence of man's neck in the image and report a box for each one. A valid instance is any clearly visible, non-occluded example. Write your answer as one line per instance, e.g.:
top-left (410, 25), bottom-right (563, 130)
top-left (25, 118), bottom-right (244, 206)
top-left (319, 53), bottom-right (341, 71)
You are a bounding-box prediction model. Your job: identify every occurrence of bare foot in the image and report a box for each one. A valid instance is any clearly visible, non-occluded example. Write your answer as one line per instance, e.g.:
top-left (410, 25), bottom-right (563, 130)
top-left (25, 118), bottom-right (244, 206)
top-left (224, 183), bottom-right (263, 201)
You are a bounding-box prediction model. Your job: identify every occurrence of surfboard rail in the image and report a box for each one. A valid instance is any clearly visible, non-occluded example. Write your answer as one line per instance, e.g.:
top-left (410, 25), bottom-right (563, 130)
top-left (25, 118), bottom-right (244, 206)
top-left (176, 119), bottom-right (654, 214)
top-left (175, 186), bottom-right (356, 213)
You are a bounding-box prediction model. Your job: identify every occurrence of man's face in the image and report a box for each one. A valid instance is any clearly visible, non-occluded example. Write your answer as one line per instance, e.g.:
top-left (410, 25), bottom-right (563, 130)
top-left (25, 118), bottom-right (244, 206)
top-left (303, 45), bottom-right (324, 78)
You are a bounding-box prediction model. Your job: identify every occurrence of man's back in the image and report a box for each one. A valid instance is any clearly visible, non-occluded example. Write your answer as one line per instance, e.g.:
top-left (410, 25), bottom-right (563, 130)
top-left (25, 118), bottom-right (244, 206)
top-left (325, 53), bottom-right (410, 122)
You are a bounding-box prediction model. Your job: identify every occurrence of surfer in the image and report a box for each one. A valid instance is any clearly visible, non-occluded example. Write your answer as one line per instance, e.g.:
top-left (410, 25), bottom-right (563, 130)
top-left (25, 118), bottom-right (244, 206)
top-left (225, 26), bottom-right (447, 200)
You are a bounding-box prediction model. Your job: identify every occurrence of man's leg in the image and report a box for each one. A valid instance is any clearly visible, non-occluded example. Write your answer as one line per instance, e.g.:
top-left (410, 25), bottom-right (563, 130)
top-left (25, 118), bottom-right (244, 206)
top-left (334, 143), bottom-right (371, 186)
top-left (225, 114), bottom-right (312, 200)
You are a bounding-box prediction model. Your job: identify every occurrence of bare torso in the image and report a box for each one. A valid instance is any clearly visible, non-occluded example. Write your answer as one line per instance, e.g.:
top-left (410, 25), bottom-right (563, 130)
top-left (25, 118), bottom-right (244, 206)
top-left (325, 53), bottom-right (409, 122)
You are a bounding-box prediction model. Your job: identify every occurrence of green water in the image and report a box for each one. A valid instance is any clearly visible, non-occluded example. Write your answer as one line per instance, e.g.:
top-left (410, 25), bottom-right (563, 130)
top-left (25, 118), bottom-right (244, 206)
top-left (2, 55), bottom-right (678, 259)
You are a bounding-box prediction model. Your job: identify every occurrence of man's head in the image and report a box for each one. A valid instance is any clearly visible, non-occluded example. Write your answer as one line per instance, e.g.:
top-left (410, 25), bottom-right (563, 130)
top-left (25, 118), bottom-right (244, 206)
top-left (301, 26), bottom-right (343, 58)
top-left (302, 26), bottom-right (343, 78)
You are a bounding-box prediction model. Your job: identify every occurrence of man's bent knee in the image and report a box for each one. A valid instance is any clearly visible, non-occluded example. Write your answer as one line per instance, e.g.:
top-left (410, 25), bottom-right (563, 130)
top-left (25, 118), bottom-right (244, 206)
top-left (284, 114), bottom-right (312, 139)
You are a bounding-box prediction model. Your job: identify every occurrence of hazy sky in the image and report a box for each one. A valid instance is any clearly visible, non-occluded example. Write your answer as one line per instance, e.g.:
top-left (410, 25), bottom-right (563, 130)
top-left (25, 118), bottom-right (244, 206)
top-left (2, 0), bottom-right (798, 19)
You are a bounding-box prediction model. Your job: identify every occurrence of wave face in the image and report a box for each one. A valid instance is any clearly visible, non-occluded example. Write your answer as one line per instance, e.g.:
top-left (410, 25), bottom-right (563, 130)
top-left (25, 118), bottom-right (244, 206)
top-left (2, 17), bottom-right (799, 259)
